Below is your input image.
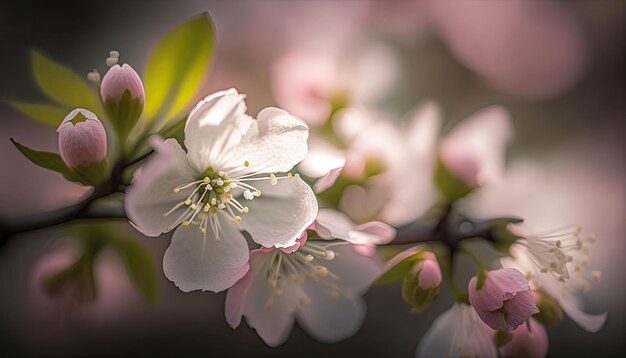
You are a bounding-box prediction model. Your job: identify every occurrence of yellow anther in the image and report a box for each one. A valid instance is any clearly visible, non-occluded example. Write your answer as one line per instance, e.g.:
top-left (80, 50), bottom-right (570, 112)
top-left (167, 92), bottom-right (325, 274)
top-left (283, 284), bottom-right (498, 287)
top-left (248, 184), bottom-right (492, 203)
top-left (173, 188), bottom-right (181, 193)
top-left (210, 207), bottom-right (218, 214)
top-left (203, 177), bottom-right (210, 183)
top-left (255, 189), bottom-right (261, 197)
top-left (203, 204), bottom-right (210, 212)
top-left (243, 207), bottom-right (249, 213)
top-left (244, 160), bottom-right (250, 167)
top-left (190, 204), bottom-right (197, 210)
top-left (287, 172), bottom-right (293, 179)
top-left (184, 199), bottom-right (192, 205)
top-left (235, 216), bottom-right (242, 223)
top-left (182, 221), bottom-right (191, 227)
top-left (225, 193), bottom-right (233, 199)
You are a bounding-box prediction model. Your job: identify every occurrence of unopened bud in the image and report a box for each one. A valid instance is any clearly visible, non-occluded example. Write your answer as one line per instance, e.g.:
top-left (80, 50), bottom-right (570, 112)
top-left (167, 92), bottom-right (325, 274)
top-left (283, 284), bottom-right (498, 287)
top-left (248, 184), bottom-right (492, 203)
top-left (402, 252), bottom-right (442, 313)
top-left (413, 252), bottom-right (442, 290)
top-left (57, 109), bottom-right (107, 168)
top-left (100, 64), bottom-right (145, 141)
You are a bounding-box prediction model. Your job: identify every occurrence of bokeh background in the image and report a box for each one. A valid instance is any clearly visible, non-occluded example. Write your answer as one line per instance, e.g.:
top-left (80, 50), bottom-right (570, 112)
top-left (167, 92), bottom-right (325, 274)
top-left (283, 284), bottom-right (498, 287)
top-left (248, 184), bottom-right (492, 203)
top-left (0, 0), bottom-right (624, 356)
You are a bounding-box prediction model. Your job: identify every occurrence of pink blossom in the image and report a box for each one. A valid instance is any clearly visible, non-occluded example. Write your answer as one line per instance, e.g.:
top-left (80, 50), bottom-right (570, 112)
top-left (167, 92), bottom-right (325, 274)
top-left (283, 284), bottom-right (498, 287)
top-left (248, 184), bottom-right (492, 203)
top-left (500, 318), bottom-right (549, 358)
top-left (468, 268), bottom-right (539, 331)
top-left (57, 108), bottom-right (107, 168)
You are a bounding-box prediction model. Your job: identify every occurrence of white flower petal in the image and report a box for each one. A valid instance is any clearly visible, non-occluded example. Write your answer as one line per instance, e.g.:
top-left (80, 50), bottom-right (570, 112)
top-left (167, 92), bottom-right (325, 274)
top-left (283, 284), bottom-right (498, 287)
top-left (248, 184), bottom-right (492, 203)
top-left (162, 222), bottom-right (250, 293)
top-left (416, 304), bottom-right (497, 358)
top-left (184, 88), bottom-right (252, 171)
top-left (296, 284), bottom-right (366, 343)
top-left (322, 244), bottom-right (384, 292)
top-left (313, 167), bottom-right (343, 193)
top-left (125, 137), bottom-right (197, 237)
top-left (298, 137), bottom-right (346, 179)
top-left (560, 293), bottom-right (607, 333)
top-left (229, 107), bottom-right (309, 174)
top-left (240, 176), bottom-right (318, 248)
top-left (317, 208), bottom-right (396, 246)
top-left (243, 252), bottom-right (296, 347)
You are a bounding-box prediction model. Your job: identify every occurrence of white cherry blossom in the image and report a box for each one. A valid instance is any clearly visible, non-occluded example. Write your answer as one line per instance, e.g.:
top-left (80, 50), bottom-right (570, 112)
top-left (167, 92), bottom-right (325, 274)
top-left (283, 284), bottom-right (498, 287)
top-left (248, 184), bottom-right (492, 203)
top-left (125, 89), bottom-right (318, 292)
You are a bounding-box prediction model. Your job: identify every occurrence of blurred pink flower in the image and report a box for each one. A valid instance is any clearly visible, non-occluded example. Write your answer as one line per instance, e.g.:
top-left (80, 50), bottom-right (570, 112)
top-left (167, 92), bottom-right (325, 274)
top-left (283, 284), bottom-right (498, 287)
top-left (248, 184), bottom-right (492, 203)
top-left (499, 318), bottom-right (549, 358)
top-left (468, 268), bottom-right (539, 331)
top-left (372, 101), bottom-right (512, 225)
top-left (30, 247), bottom-right (137, 325)
top-left (224, 235), bottom-right (383, 346)
top-left (416, 303), bottom-right (496, 358)
top-left (271, 44), bottom-right (398, 126)
top-left (426, 0), bottom-right (586, 98)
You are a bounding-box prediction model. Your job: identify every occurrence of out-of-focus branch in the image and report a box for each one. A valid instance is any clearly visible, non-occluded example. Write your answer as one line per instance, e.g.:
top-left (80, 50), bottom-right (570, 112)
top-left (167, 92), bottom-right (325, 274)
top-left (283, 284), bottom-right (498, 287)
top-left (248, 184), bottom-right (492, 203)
top-left (0, 154), bottom-right (148, 246)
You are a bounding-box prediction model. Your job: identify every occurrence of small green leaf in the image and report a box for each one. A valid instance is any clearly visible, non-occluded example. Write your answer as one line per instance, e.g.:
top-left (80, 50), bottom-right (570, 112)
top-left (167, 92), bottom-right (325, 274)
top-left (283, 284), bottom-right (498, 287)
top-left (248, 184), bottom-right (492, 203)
top-left (5, 100), bottom-right (68, 127)
top-left (434, 157), bottom-right (474, 204)
top-left (142, 12), bottom-right (215, 126)
top-left (476, 269), bottom-right (488, 290)
top-left (158, 115), bottom-right (188, 145)
top-left (376, 249), bottom-right (424, 286)
top-left (10, 138), bottom-right (78, 182)
top-left (534, 290), bottom-right (563, 326)
top-left (31, 50), bottom-right (97, 109)
top-left (113, 238), bottom-right (158, 304)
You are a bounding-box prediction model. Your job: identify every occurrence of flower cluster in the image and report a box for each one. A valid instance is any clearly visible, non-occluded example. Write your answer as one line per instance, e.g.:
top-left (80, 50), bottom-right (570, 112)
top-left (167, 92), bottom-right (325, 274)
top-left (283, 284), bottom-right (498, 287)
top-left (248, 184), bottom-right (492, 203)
top-left (7, 12), bottom-right (608, 356)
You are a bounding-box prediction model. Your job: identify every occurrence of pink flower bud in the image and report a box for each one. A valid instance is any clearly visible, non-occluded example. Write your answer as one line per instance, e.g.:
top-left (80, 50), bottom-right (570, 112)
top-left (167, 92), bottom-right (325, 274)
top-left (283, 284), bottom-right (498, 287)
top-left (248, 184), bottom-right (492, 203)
top-left (468, 268), bottom-right (539, 331)
top-left (57, 109), bottom-right (107, 168)
top-left (413, 252), bottom-right (442, 289)
top-left (499, 318), bottom-right (549, 358)
top-left (100, 64), bottom-right (145, 103)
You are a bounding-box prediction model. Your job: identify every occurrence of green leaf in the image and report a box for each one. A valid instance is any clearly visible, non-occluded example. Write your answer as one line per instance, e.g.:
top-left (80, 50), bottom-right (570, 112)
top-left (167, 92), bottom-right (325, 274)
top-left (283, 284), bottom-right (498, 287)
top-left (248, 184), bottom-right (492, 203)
top-left (143, 12), bottom-right (215, 125)
top-left (31, 50), bottom-right (97, 109)
top-left (10, 138), bottom-right (79, 182)
top-left (113, 238), bottom-right (158, 304)
top-left (158, 115), bottom-right (188, 145)
top-left (434, 157), bottom-right (474, 204)
top-left (5, 100), bottom-right (68, 127)
top-left (375, 249), bottom-right (424, 286)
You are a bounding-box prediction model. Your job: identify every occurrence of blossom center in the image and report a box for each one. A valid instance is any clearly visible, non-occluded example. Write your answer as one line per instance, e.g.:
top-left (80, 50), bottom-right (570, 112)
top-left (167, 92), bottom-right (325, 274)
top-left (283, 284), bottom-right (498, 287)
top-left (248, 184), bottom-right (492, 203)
top-left (262, 242), bottom-right (347, 310)
top-left (162, 161), bottom-right (295, 246)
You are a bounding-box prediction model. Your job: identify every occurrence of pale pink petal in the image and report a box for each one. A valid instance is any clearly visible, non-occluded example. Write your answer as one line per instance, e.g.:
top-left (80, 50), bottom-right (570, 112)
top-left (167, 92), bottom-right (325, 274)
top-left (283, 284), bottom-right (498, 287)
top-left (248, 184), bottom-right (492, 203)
top-left (500, 319), bottom-right (548, 358)
top-left (225, 269), bottom-right (253, 329)
top-left (296, 282), bottom-right (366, 343)
top-left (298, 137), bottom-right (346, 179)
top-left (313, 167), bottom-right (343, 193)
top-left (243, 252), bottom-right (296, 347)
top-left (503, 290), bottom-right (540, 330)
